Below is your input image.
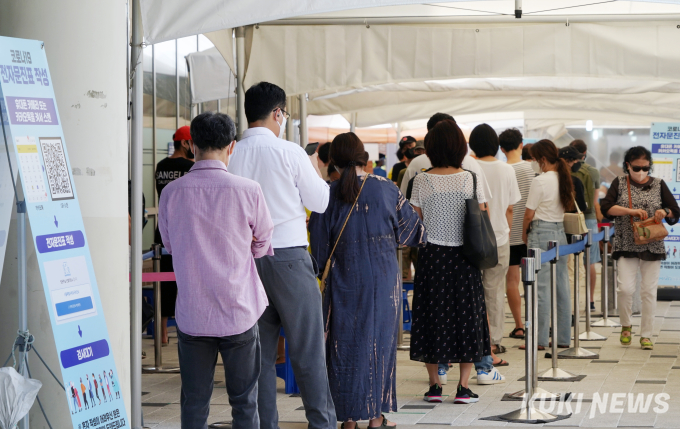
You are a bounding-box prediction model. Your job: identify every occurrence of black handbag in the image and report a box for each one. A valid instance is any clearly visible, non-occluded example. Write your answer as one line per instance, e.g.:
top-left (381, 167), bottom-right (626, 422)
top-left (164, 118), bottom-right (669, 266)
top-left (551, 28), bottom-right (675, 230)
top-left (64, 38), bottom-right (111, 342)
top-left (463, 170), bottom-right (498, 270)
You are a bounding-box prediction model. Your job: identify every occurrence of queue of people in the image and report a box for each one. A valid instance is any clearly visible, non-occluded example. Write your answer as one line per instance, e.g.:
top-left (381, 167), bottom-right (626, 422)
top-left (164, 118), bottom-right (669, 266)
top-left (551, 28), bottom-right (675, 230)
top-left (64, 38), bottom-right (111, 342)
top-left (155, 79), bottom-right (680, 429)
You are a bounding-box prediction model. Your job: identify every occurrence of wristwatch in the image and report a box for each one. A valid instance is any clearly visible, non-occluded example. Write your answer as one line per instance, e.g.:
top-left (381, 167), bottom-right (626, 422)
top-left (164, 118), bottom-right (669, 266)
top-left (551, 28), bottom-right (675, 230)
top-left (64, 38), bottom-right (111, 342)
top-left (664, 208), bottom-right (671, 216)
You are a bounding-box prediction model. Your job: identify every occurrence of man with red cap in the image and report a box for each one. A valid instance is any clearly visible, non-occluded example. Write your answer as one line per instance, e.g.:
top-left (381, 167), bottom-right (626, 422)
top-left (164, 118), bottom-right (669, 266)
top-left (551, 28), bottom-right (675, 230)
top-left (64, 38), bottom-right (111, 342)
top-left (154, 125), bottom-right (195, 344)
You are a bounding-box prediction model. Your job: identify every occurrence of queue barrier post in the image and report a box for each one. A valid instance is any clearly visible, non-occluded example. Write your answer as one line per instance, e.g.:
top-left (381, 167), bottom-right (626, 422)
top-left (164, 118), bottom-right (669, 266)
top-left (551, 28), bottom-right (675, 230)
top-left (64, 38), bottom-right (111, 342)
top-left (397, 247), bottom-right (409, 351)
top-left (580, 230), bottom-right (606, 341)
top-left (508, 248), bottom-right (559, 401)
top-left (591, 226), bottom-right (621, 327)
top-left (540, 240), bottom-right (583, 378)
top-left (143, 244), bottom-right (180, 374)
top-left (500, 256), bottom-right (559, 423)
top-left (559, 235), bottom-right (598, 360)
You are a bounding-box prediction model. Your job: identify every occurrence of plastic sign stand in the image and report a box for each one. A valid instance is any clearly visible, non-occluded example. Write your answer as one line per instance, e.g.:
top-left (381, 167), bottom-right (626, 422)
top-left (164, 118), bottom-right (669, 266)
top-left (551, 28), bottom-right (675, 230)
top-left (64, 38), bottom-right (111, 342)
top-left (0, 36), bottom-right (129, 429)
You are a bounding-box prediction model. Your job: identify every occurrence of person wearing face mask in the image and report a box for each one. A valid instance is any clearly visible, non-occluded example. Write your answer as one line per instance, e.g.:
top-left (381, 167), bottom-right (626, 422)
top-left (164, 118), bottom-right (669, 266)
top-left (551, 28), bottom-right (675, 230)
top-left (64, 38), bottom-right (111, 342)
top-left (159, 111), bottom-right (274, 429)
top-left (228, 82), bottom-right (335, 429)
top-left (557, 146), bottom-right (590, 237)
top-left (154, 125), bottom-right (195, 345)
top-left (391, 136), bottom-right (416, 183)
top-left (600, 146), bottom-right (680, 350)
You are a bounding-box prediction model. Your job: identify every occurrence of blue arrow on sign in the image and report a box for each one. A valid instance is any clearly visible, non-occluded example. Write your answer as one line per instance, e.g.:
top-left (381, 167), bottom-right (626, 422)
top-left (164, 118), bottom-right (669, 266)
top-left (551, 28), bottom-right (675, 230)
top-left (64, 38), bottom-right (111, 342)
top-left (54, 216), bottom-right (58, 228)
top-left (78, 325), bottom-right (82, 337)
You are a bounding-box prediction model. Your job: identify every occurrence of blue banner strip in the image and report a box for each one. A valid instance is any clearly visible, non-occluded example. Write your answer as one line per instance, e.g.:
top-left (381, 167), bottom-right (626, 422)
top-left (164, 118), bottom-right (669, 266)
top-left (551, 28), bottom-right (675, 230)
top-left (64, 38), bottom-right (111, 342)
top-left (540, 247), bottom-right (557, 265)
top-left (560, 239), bottom-right (586, 257)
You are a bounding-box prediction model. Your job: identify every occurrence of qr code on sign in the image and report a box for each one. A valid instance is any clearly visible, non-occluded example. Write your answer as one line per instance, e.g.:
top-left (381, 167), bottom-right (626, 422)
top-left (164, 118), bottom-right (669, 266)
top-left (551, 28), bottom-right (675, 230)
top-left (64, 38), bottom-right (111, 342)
top-left (39, 137), bottom-right (74, 200)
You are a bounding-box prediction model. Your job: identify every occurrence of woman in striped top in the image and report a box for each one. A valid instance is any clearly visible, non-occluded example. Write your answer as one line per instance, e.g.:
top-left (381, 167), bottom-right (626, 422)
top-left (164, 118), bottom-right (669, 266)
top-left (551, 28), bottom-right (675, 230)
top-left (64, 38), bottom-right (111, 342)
top-left (499, 129), bottom-right (535, 340)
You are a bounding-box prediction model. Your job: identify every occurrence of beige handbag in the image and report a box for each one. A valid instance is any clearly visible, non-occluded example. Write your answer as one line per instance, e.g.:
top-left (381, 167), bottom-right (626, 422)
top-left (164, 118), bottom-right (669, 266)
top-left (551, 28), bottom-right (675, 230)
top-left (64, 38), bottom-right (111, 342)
top-left (563, 199), bottom-right (588, 235)
top-left (320, 177), bottom-right (368, 293)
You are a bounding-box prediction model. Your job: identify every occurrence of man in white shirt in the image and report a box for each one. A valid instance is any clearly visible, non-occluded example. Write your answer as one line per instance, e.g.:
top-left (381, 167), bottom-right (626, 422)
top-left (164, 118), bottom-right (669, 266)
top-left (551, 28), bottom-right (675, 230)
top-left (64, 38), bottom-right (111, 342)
top-left (469, 124), bottom-right (521, 356)
top-left (228, 82), bottom-right (335, 429)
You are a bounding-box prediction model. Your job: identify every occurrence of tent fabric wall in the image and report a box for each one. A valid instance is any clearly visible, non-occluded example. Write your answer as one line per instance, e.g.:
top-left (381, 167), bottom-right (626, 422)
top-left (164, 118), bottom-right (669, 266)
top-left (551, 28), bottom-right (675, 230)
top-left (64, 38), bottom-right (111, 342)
top-left (245, 23), bottom-right (680, 97)
top-left (187, 47), bottom-right (237, 103)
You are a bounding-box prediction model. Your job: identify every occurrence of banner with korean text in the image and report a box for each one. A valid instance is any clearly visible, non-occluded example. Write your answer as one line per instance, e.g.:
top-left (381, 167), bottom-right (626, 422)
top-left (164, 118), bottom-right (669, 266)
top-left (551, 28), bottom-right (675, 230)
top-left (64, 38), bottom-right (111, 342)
top-left (651, 122), bottom-right (680, 286)
top-left (0, 36), bottom-right (128, 429)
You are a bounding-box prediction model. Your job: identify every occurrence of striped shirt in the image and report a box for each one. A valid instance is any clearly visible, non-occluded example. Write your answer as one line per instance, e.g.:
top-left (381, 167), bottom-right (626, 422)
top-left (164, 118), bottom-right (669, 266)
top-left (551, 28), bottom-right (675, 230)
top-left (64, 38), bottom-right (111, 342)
top-left (509, 161), bottom-right (536, 246)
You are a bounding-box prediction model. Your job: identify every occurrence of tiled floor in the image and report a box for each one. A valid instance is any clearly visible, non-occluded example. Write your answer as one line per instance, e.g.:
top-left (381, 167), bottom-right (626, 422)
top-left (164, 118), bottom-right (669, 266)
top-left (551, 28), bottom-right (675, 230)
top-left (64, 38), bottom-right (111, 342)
top-left (141, 264), bottom-right (680, 428)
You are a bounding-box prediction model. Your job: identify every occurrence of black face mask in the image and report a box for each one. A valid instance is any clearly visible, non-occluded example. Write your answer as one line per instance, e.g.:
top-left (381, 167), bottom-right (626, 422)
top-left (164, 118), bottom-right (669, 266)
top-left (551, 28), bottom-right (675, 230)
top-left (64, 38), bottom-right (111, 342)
top-left (185, 145), bottom-right (194, 159)
top-left (571, 161), bottom-right (581, 173)
top-left (404, 148), bottom-right (416, 160)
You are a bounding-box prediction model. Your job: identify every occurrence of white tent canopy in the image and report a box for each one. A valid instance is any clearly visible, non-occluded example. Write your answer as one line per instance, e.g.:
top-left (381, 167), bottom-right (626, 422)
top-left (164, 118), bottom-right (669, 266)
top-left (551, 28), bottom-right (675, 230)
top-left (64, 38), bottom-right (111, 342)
top-left (141, 0), bottom-right (680, 44)
top-left (187, 20), bottom-right (680, 127)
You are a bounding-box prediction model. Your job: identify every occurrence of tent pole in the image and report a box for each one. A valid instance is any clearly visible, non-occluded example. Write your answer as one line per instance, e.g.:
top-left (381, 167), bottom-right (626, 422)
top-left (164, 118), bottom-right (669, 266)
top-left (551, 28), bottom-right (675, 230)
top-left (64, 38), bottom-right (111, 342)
top-left (152, 44), bottom-right (158, 209)
top-left (299, 93), bottom-right (308, 148)
top-left (236, 26), bottom-right (247, 139)
top-left (286, 96), bottom-right (295, 142)
top-left (176, 38), bottom-right (180, 129)
top-left (350, 112), bottom-right (357, 133)
top-left (130, 0), bottom-right (144, 427)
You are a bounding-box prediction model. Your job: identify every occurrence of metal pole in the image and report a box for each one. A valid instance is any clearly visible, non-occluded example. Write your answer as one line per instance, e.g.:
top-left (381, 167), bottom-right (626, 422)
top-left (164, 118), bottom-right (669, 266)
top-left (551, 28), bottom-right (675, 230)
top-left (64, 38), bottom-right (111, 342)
top-left (592, 226), bottom-right (620, 327)
top-left (217, 99), bottom-right (221, 113)
top-left (18, 202), bottom-right (28, 429)
top-left (559, 237), bottom-right (598, 359)
top-left (611, 236), bottom-right (619, 315)
top-left (176, 38), bottom-right (180, 129)
top-left (286, 97), bottom-right (295, 142)
top-left (143, 246), bottom-right (180, 374)
top-left (130, 0), bottom-right (144, 426)
top-left (152, 45), bottom-right (158, 210)
top-left (580, 231), bottom-right (605, 340)
top-left (235, 27), bottom-right (247, 139)
top-left (350, 112), bottom-right (357, 133)
top-left (299, 93), bottom-right (308, 148)
top-left (500, 257), bottom-right (557, 423)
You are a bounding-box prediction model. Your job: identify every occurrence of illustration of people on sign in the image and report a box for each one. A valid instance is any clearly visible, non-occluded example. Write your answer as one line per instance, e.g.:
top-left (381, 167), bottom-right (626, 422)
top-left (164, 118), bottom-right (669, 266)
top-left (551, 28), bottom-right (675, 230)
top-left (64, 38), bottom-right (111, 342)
top-left (63, 261), bottom-right (71, 276)
top-left (93, 372), bottom-right (101, 405)
top-left (668, 247), bottom-right (671, 258)
top-left (70, 381), bottom-right (81, 413)
top-left (674, 246), bottom-right (678, 259)
top-left (99, 373), bottom-right (107, 402)
top-left (109, 370), bottom-right (120, 399)
top-left (104, 370), bottom-right (113, 401)
top-left (80, 378), bottom-right (89, 410)
top-left (87, 374), bottom-right (96, 408)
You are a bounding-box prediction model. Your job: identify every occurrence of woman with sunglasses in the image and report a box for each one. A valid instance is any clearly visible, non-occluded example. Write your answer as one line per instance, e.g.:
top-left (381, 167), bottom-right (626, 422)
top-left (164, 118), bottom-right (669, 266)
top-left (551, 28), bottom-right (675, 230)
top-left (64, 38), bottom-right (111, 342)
top-left (601, 146), bottom-right (680, 349)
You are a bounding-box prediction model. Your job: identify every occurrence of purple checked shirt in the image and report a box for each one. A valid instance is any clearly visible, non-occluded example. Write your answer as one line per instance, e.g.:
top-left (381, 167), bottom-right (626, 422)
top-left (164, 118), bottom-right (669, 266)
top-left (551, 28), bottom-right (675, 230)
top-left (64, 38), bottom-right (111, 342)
top-left (158, 159), bottom-right (274, 337)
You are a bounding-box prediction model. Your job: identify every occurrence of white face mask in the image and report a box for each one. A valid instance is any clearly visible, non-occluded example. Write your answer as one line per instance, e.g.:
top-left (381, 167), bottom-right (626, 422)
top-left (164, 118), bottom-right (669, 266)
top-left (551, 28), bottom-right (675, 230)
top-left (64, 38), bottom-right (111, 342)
top-left (630, 169), bottom-right (649, 183)
top-left (531, 160), bottom-right (542, 174)
top-left (277, 115), bottom-right (287, 139)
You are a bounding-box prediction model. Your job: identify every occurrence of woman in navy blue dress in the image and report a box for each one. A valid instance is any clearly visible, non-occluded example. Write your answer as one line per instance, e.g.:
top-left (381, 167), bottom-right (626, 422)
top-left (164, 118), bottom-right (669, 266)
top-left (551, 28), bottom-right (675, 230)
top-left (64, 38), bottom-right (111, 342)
top-left (310, 133), bottom-right (426, 429)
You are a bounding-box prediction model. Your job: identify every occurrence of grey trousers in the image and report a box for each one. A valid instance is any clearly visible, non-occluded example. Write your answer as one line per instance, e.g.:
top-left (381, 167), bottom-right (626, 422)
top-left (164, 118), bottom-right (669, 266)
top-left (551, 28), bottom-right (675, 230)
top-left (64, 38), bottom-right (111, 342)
top-left (255, 247), bottom-right (336, 429)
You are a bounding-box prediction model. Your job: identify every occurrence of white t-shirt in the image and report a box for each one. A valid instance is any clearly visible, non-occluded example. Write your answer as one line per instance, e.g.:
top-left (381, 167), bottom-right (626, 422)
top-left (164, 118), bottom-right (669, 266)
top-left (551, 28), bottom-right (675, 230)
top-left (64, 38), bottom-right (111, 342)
top-left (400, 154), bottom-right (492, 201)
top-left (410, 171), bottom-right (486, 247)
top-left (525, 171), bottom-right (565, 223)
top-left (477, 159), bottom-right (521, 247)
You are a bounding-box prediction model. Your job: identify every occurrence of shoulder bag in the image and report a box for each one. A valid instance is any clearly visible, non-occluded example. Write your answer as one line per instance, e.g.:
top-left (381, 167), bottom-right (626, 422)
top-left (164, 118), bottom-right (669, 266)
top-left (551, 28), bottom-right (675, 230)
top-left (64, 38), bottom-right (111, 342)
top-left (320, 176), bottom-right (369, 293)
top-left (463, 170), bottom-right (498, 270)
top-left (627, 175), bottom-right (667, 245)
top-left (563, 199), bottom-right (588, 235)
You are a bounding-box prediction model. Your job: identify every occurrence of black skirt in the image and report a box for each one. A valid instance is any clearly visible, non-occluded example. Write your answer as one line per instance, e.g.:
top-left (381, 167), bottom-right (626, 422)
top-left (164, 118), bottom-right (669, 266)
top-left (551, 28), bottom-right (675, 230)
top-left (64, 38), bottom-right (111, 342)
top-left (409, 243), bottom-right (490, 364)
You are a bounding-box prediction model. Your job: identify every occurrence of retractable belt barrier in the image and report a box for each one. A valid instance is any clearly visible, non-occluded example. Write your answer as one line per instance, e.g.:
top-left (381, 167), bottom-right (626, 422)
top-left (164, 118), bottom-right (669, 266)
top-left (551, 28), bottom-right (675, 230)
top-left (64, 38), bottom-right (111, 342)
top-left (538, 227), bottom-right (612, 266)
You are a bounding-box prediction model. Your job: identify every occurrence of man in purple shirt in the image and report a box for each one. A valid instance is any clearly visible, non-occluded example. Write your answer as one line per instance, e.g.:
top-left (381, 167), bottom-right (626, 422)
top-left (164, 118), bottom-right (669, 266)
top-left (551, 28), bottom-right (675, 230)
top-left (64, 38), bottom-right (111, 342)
top-left (159, 112), bottom-right (274, 429)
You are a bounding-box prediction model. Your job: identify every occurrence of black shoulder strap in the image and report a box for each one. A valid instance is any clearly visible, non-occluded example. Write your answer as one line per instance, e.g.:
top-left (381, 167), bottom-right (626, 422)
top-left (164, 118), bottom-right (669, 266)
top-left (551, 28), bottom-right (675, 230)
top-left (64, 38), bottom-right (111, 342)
top-left (406, 167), bottom-right (434, 200)
top-left (462, 169), bottom-right (478, 201)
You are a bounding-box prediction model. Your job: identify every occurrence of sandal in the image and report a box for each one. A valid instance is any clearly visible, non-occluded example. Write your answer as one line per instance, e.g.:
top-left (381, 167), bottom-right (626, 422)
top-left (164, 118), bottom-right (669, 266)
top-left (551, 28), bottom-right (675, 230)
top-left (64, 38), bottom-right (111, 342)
top-left (492, 344), bottom-right (506, 354)
top-left (509, 328), bottom-right (525, 339)
top-left (620, 326), bottom-right (632, 346)
top-left (493, 359), bottom-right (509, 367)
top-left (640, 337), bottom-right (654, 350)
top-left (368, 414), bottom-right (396, 429)
top-left (519, 344), bottom-right (545, 351)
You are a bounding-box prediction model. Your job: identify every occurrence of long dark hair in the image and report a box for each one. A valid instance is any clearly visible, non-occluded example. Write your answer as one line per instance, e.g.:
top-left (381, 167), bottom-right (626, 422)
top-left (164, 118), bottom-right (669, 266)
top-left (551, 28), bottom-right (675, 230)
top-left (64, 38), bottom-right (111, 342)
top-left (330, 132), bottom-right (367, 204)
top-left (531, 140), bottom-right (575, 212)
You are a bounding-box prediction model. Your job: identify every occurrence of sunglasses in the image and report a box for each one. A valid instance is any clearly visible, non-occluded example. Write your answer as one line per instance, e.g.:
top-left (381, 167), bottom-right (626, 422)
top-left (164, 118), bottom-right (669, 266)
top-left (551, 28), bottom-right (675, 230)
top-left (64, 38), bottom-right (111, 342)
top-left (630, 165), bottom-right (650, 172)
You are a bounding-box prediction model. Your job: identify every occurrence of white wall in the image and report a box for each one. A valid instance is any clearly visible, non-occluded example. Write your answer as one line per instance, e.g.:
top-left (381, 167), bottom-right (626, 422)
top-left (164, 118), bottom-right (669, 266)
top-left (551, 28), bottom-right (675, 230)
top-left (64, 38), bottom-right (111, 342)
top-left (0, 1), bottom-right (130, 427)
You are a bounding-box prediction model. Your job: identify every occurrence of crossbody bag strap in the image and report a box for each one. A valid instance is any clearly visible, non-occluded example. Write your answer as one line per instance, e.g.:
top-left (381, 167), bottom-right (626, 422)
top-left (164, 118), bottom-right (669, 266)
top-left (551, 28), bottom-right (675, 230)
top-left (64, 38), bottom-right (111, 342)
top-left (327, 176), bottom-right (369, 263)
top-left (627, 175), bottom-right (635, 228)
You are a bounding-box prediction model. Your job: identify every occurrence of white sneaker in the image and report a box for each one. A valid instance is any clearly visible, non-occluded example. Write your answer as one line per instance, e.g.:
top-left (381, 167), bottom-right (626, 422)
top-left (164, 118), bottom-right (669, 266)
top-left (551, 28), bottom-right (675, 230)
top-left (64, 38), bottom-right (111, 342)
top-left (437, 367), bottom-right (448, 385)
top-left (476, 368), bottom-right (506, 385)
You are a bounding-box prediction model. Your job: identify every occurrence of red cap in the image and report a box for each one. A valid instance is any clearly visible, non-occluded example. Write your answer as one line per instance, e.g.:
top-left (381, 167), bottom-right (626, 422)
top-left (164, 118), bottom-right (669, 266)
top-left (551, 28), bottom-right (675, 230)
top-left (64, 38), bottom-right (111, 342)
top-left (173, 126), bottom-right (191, 142)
